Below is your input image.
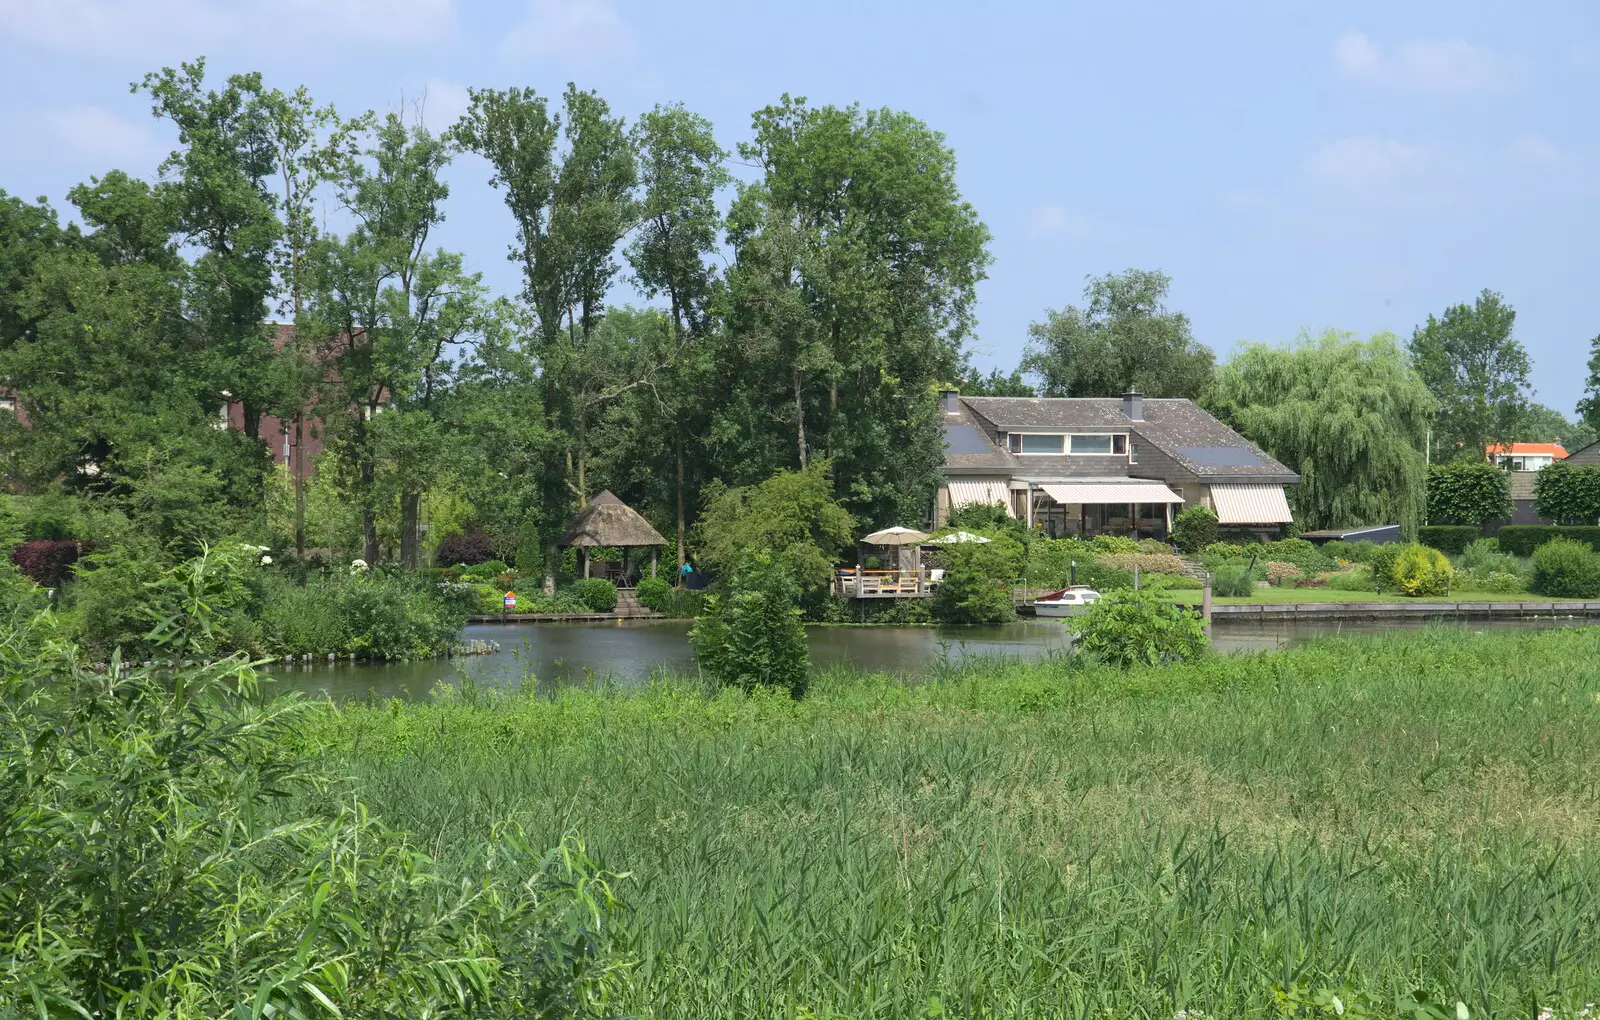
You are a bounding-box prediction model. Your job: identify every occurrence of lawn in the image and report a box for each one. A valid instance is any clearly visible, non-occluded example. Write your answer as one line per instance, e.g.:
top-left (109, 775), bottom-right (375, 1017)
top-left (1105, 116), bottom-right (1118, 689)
top-left (299, 627), bottom-right (1600, 1018)
top-left (1164, 586), bottom-right (1585, 605)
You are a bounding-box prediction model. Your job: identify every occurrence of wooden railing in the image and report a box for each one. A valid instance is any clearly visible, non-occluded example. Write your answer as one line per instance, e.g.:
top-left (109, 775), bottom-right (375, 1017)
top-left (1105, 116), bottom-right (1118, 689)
top-left (834, 569), bottom-right (942, 598)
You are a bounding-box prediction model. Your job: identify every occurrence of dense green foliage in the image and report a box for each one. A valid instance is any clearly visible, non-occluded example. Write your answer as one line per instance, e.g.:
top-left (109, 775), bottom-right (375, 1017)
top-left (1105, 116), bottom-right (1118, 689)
top-left (1021, 269), bottom-right (1213, 398)
top-left (929, 535), bottom-right (1022, 624)
top-left (688, 552), bottom-right (809, 696)
top-left (575, 577), bottom-right (619, 613)
top-left (299, 628), bottom-right (1600, 1016)
top-left (692, 463), bottom-right (854, 595)
top-left (1529, 538), bottom-right (1600, 598)
top-left (1210, 561), bottom-right (1257, 596)
top-left (1170, 503), bottom-right (1218, 553)
top-left (1388, 543), bottom-right (1454, 596)
top-left (1533, 461), bottom-right (1600, 524)
top-left (1417, 525), bottom-right (1480, 555)
top-left (1496, 525), bottom-right (1600, 557)
top-left (0, 590), bottom-right (626, 1015)
top-left (1207, 331), bottom-right (1433, 536)
top-left (1425, 461), bottom-right (1511, 525)
top-left (1409, 289), bottom-right (1530, 460)
top-left (635, 575), bottom-right (672, 612)
top-left (1068, 587), bottom-right (1208, 666)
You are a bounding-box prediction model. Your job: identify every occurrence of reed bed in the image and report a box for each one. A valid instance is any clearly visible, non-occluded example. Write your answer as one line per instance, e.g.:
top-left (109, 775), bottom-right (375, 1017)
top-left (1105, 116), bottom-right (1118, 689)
top-left (295, 627), bottom-right (1600, 1018)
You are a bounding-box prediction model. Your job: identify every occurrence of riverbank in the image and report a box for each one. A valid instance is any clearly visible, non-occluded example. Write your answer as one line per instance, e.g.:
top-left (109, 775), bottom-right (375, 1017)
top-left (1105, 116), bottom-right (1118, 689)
top-left (1165, 587), bottom-right (1588, 605)
top-left (297, 626), bottom-right (1600, 1016)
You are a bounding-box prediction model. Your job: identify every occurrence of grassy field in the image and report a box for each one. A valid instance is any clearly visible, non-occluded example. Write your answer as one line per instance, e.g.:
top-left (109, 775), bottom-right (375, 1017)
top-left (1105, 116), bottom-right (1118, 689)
top-left (1164, 586), bottom-right (1585, 605)
top-left (297, 627), bottom-right (1600, 1018)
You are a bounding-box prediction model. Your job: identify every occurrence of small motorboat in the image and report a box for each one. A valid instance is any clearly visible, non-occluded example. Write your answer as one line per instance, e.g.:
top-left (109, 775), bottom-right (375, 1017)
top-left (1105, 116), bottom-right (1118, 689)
top-left (1030, 585), bottom-right (1102, 618)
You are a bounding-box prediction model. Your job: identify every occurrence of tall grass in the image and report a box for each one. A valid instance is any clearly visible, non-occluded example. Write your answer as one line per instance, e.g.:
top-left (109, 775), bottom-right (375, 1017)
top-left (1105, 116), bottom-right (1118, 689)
top-left (298, 627), bottom-right (1600, 1018)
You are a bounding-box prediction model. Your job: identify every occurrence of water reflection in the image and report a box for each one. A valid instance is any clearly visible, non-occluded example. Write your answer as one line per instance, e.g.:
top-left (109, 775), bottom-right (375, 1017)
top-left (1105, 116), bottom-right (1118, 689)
top-left (260, 617), bottom-right (1599, 702)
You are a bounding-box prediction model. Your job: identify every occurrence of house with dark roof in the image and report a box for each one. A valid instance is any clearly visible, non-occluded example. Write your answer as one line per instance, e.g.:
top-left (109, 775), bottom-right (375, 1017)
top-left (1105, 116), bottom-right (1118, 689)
top-left (938, 389), bottom-right (1300, 539)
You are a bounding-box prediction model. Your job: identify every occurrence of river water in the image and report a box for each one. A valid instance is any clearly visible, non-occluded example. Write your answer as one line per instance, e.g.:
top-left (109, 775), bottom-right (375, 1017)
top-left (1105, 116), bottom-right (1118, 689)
top-left (258, 616), bottom-right (1599, 702)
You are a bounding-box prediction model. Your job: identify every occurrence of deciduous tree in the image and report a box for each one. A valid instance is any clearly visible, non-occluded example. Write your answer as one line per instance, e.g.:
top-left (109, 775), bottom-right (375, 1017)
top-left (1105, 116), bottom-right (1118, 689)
top-left (1207, 330), bottom-right (1435, 536)
top-left (1409, 289), bottom-right (1530, 461)
top-left (1021, 269), bottom-right (1213, 398)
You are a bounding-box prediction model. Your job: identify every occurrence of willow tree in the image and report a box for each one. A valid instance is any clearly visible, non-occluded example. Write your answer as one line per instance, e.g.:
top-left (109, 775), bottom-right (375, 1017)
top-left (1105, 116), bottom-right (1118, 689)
top-left (1207, 330), bottom-right (1436, 537)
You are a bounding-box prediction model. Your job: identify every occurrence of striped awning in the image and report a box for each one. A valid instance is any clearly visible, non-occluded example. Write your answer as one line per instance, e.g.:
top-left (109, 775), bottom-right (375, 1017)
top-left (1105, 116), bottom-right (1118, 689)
top-left (1038, 481), bottom-right (1183, 505)
top-left (947, 479), bottom-right (1015, 516)
top-left (1209, 484), bottom-right (1294, 524)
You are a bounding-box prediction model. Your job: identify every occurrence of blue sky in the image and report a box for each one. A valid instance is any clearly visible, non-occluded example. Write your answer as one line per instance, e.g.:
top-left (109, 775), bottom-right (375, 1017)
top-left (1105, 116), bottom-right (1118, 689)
top-left (2, 0), bottom-right (1597, 413)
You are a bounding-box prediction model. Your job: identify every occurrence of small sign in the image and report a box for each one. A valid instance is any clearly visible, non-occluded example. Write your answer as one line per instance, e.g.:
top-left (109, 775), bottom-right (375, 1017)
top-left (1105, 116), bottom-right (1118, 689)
top-left (503, 592), bottom-right (516, 610)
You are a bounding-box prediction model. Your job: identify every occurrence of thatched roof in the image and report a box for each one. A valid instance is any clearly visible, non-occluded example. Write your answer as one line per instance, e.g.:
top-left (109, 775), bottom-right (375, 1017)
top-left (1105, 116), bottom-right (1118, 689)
top-left (557, 491), bottom-right (668, 548)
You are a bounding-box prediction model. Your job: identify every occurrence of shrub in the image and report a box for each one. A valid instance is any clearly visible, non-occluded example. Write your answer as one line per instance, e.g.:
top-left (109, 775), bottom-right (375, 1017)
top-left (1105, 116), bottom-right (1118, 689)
top-left (1468, 570), bottom-right (1528, 594)
top-left (0, 607), bottom-right (628, 1015)
top-left (636, 575), bottom-right (672, 612)
top-left (1389, 544), bottom-right (1453, 597)
top-left (1455, 538), bottom-right (1526, 577)
top-left (1259, 538), bottom-right (1337, 574)
top-left (1325, 567), bottom-right (1376, 592)
top-left (1170, 504), bottom-right (1218, 553)
top-left (1417, 525), bottom-right (1480, 555)
top-left (1264, 560), bottom-right (1302, 586)
top-left (1136, 538), bottom-right (1173, 554)
top-left (931, 541), bottom-right (1018, 624)
top-left (1532, 461), bottom-right (1600, 524)
top-left (435, 529), bottom-right (496, 566)
top-left (11, 538), bottom-right (81, 586)
top-left (690, 552), bottom-right (810, 697)
top-left (1210, 563), bottom-right (1257, 597)
top-left (1090, 534), bottom-right (1140, 555)
top-left (1200, 541), bottom-right (1247, 567)
top-left (1496, 526), bottom-right (1563, 557)
top-left (1023, 537), bottom-right (1097, 587)
top-left (576, 578), bottom-right (619, 613)
top-left (1340, 540), bottom-right (1382, 564)
top-left (1530, 537), bottom-right (1600, 598)
top-left (1098, 552), bottom-right (1190, 576)
top-left (1426, 461), bottom-right (1511, 525)
top-left (1368, 544), bottom-right (1403, 593)
top-left (1069, 588), bottom-right (1208, 667)
top-left (1073, 559), bottom-right (1134, 593)
top-left (862, 555), bottom-right (883, 570)
top-left (458, 558), bottom-right (511, 579)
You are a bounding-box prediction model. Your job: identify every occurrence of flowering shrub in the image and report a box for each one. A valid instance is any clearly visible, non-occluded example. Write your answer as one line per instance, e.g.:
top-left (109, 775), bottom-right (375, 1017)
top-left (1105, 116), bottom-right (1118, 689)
top-left (1264, 560), bottom-right (1302, 586)
top-left (1389, 544), bottom-right (1453, 597)
top-left (1098, 553), bottom-right (1190, 576)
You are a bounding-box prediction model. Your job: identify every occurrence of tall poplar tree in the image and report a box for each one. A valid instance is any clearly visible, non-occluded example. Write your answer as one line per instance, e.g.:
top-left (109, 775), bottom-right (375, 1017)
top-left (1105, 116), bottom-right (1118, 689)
top-left (1408, 289), bottom-right (1530, 461)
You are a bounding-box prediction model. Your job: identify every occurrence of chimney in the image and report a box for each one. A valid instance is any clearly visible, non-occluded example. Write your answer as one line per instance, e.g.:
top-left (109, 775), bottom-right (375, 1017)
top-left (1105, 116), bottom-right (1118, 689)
top-left (1122, 389), bottom-right (1144, 421)
top-left (940, 389), bottom-right (961, 413)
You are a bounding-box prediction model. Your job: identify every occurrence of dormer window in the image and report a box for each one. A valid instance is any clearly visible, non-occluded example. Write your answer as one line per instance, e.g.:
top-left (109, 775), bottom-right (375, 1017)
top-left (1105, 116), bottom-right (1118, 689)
top-left (1006, 432), bottom-right (1129, 455)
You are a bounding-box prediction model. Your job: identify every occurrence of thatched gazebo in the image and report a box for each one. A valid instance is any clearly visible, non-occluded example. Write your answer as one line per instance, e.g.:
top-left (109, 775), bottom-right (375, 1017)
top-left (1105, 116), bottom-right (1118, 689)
top-left (557, 490), bottom-right (669, 582)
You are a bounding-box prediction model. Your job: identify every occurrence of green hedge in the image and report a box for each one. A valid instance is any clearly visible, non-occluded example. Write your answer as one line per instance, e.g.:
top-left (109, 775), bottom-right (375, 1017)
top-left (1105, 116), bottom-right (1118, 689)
top-left (1417, 525), bottom-right (1480, 555)
top-left (1496, 526), bottom-right (1600, 557)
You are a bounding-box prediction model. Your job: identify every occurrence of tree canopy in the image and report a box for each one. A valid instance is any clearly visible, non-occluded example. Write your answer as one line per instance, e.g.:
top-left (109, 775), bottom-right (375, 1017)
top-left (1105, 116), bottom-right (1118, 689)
top-left (1409, 289), bottom-right (1530, 461)
top-left (1207, 330), bottom-right (1435, 536)
top-left (1021, 269), bottom-right (1213, 399)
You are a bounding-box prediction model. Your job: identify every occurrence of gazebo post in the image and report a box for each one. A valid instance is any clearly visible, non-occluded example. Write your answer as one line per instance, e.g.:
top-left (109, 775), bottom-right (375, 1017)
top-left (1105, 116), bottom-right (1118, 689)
top-left (581, 548), bottom-right (590, 579)
top-left (651, 547), bottom-right (659, 578)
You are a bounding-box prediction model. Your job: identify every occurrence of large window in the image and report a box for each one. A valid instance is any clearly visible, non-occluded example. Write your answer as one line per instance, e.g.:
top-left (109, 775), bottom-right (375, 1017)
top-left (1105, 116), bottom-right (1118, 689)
top-left (1069, 434), bottom-right (1127, 455)
top-left (1007, 432), bottom-right (1129, 455)
top-left (1010, 433), bottom-right (1064, 454)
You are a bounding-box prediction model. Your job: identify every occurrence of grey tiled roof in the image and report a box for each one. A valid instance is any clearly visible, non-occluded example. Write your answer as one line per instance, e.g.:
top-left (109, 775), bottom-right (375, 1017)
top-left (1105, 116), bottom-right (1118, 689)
top-left (958, 396), bottom-right (1299, 483)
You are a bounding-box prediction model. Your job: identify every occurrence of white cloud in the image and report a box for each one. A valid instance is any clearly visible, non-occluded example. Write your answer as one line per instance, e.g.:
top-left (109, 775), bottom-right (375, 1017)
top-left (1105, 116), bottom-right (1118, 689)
top-left (1333, 30), bottom-right (1518, 95)
top-left (1027, 203), bottom-right (1093, 240)
top-left (500, 0), bottom-right (634, 65)
top-left (1305, 136), bottom-right (1430, 188)
top-left (44, 105), bottom-right (164, 164)
top-left (275, 0), bottom-right (455, 45)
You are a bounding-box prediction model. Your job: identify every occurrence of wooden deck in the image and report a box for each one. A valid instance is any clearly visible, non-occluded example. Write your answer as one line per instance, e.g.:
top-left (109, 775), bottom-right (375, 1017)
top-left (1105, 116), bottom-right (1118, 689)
top-left (833, 569), bottom-right (942, 599)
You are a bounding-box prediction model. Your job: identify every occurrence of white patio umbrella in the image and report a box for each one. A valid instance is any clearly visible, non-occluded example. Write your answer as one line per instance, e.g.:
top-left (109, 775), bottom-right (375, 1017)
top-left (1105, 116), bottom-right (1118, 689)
top-left (860, 526), bottom-right (930, 546)
top-left (927, 530), bottom-right (992, 544)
